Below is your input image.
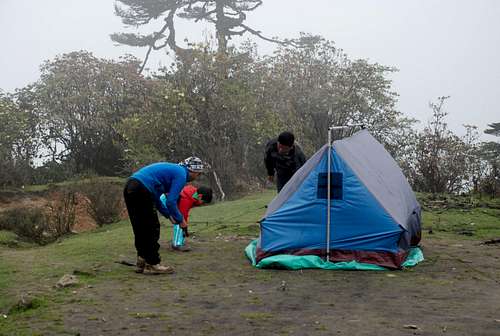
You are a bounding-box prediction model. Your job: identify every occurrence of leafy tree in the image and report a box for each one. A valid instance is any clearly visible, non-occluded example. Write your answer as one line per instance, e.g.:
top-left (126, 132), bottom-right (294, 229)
top-left (118, 35), bottom-right (412, 193)
top-left (0, 91), bottom-right (21, 185)
top-left (0, 90), bottom-right (40, 186)
top-left (479, 122), bottom-right (500, 196)
top-left (412, 97), bottom-right (479, 194)
top-left (119, 42), bottom-right (281, 192)
top-left (257, 34), bottom-right (407, 152)
top-left (34, 51), bottom-right (150, 176)
top-left (484, 122), bottom-right (500, 137)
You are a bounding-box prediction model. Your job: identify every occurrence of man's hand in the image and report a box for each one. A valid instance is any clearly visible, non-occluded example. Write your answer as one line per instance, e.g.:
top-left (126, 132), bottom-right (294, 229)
top-left (265, 175), bottom-right (274, 188)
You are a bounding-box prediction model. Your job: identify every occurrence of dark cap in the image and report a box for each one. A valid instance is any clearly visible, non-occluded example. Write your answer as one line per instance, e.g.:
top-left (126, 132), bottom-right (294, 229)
top-left (278, 131), bottom-right (295, 147)
top-left (197, 186), bottom-right (213, 203)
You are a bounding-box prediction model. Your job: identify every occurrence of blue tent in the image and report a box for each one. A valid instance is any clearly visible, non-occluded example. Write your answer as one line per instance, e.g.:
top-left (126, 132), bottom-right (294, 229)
top-left (251, 130), bottom-right (422, 270)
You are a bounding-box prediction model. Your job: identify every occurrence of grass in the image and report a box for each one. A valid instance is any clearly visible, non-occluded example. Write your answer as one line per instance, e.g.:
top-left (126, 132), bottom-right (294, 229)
top-left (0, 191), bottom-right (275, 314)
top-left (24, 176), bottom-right (125, 193)
top-left (0, 230), bottom-right (19, 245)
top-left (422, 207), bottom-right (500, 239)
top-left (416, 192), bottom-right (500, 209)
top-left (0, 189), bottom-right (499, 334)
top-left (186, 189), bottom-right (275, 236)
top-left (0, 222), bottom-right (129, 306)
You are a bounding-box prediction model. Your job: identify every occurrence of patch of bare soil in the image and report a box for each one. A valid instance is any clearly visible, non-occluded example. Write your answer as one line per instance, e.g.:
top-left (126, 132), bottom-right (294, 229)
top-left (70, 193), bottom-right (97, 233)
top-left (0, 195), bottom-right (47, 213)
top-left (0, 192), bottom-right (97, 232)
top-left (23, 236), bottom-right (499, 336)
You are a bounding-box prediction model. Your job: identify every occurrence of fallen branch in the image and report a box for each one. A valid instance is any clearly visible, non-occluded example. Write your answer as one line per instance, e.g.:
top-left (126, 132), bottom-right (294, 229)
top-left (483, 238), bottom-right (500, 245)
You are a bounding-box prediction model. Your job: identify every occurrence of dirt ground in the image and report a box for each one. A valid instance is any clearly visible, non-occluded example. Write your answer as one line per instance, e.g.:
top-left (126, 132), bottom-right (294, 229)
top-left (4, 235), bottom-right (496, 336)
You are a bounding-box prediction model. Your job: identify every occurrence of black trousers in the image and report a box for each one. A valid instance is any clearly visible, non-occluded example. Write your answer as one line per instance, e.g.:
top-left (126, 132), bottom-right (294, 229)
top-left (123, 178), bottom-right (161, 265)
top-left (276, 173), bottom-right (292, 192)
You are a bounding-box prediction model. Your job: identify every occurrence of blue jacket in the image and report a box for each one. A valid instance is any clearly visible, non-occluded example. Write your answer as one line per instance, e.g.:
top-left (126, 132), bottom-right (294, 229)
top-left (131, 162), bottom-right (189, 223)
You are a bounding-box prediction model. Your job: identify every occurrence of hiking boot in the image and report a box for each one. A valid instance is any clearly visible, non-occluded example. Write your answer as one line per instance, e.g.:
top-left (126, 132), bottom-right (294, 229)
top-left (142, 263), bottom-right (175, 275)
top-left (172, 245), bottom-right (191, 252)
top-left (135, 256), bottom-right (146, 273)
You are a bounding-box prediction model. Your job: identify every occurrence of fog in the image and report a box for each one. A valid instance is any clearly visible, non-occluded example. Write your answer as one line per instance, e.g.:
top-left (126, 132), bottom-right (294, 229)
top-left (1, 0), bottom-right (499, 139)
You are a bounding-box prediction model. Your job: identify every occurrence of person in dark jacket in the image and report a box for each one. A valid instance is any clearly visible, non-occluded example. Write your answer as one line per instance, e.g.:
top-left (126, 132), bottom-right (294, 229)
top-left (264, 131), bottom-right (307, 192)
top-left (123, 157), bottom-right (205, 274)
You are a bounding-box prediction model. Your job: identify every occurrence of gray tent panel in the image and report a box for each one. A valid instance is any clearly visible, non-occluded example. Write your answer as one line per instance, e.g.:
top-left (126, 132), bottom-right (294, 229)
top-left (333, 130), bottom-right (420, 231)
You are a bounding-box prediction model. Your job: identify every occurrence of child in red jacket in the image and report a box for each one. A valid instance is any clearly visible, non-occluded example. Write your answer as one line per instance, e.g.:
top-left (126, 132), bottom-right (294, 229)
top-left (171, 185), bottom-right (213, 251)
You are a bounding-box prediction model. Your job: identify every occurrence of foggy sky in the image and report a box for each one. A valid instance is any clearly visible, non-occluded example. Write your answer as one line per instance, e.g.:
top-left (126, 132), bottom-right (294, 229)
top-left (1, 0), bottom-right (499, 140)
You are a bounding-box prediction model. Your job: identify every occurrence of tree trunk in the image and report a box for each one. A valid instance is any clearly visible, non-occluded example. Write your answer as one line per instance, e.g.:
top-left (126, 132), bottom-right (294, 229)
top-left (215, 1), bottom-right (227, 55)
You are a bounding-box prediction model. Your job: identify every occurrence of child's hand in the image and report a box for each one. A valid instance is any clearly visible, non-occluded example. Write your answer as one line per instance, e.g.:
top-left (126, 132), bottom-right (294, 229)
top-left (180, 219), bottom-right (188, 229)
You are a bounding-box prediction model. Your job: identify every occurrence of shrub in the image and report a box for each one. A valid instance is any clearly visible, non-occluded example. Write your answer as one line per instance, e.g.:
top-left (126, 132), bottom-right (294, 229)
top-left (46, 189), bottom-right (77, 237)
top-left (78, 179), bottom-right (123, 226)
top-left (0, 207), bottom-right (51, 244)
top-left (0, 191), bottom-right (77, 245)
top-left (479, 175), bottom-right (500, 198)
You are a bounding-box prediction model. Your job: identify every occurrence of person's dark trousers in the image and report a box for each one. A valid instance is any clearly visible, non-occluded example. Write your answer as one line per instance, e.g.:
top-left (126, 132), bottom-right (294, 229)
top-left (276, 174), bottom-right (292, 192)
top-left (123, 178), bottom-right (161, 265)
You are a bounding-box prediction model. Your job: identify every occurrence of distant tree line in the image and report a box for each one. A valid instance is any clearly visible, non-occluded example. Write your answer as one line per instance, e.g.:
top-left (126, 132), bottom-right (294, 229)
top-left (0, 31), bottom-right (498, 197)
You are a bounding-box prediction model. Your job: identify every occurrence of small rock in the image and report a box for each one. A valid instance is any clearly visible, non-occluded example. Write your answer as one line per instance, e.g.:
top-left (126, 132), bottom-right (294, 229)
top-left (404, 325), bottom-right (418, 330)
top-left (248, 290), bottom-right (253, 294)
top-left (278, 280), bottom-right (287, 291)
top-left (2, 314), bottom-right (7, 319)
top-left (91, 263), bottom-right (103, 272)
top-left (56, 274), bottom-right (79, 288)
top-left (8, 296), bottom-right (35, 314)
top-left (386, 274), bottom-right (397, 278)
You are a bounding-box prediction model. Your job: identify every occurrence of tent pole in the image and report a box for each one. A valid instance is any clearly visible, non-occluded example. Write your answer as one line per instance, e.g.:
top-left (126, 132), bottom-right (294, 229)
top-left (326, 127), bottom-right (332, 262)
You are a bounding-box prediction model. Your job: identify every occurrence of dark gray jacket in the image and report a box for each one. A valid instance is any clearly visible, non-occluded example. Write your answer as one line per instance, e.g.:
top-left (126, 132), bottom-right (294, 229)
top-left (264, 139), bottom-right (307, 189)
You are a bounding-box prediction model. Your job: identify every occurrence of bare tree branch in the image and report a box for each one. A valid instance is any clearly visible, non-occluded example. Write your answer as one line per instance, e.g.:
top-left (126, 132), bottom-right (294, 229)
top-left (237, 23), bottom-right (290, 45)
top-left (139, 5), bottom-right (190, 73)
top-left (139, 45), bottom-right (154, 73)
top-left (194, 9), bottom-right (216, 22)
